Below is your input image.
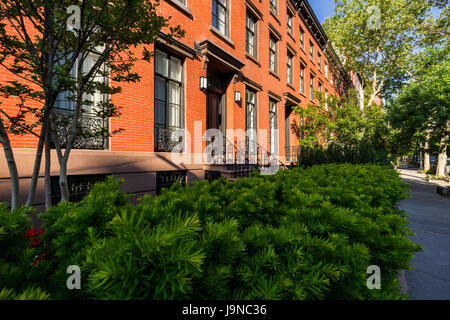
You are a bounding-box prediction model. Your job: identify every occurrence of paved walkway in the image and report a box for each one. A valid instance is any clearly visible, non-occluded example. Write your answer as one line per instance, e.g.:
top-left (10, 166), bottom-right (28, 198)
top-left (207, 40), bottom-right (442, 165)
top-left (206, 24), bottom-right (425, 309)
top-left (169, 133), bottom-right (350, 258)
top-left (397, 169), bottom-right (450, 300)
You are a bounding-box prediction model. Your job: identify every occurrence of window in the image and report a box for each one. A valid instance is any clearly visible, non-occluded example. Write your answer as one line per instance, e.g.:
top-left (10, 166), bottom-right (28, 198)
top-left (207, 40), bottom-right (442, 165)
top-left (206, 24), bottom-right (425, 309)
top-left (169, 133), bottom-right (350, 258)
top-left (156, 171), bottom-right (187, 195)
top-left (246, 13), bottom-right (257, 58)
top-left (50, 174), bottom-right (108, 205)
top-left (330, 70), bottom-right (334, 86)
top-left (269, 99), bottom-right (278, 155)
top-left (310, 73), bottom-right (314, 101)
top-left (155, 49), bottom-right (184, 152)
top-left (287, 11), bottom-right (293, 34)
top-left (56, 52), bottom-right (106, 114)
top-left (269, 36), bottom-right (278, 73)
top-left (318, 81), bottom-right (323, 103)
top-left (318, 52), bottom-right (322, 71)
top-left (300, 116), bottom-right (305, 139)
top-left (325, 61), bottom-right (328, 79)
top-left (212, 0), bottom-right (229, 36)
top-left (287, 53), bottom-right (293, 85)
top-left (54, 51), bottom-right (108, 150)
top-left (300, 65), bottom-right (305, 94)
top-left (309, 41), bottom-right (314, 62)
top-left (300, 27), bottom-right (305, 49)
top-left (246, 89), bottom-right (257, 154)
top-left (325, 89), bottom-right (328, 111)
top-left (270, 0), bottom-right (278, 15)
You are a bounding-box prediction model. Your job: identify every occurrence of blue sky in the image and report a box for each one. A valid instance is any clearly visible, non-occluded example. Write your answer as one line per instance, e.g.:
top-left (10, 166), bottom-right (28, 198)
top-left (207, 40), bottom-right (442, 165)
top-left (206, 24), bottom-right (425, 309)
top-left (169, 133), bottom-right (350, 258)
top-left (309, 0), bottom-right (442, 23)
top-left (309, 0), bottom-right (336, 23)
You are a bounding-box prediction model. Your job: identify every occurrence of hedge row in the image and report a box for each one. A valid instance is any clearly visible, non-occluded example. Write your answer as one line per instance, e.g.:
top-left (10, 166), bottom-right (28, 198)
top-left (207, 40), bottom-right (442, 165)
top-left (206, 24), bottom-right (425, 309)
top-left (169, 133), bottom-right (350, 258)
top-left (0, 164), bottom-right (421, 300)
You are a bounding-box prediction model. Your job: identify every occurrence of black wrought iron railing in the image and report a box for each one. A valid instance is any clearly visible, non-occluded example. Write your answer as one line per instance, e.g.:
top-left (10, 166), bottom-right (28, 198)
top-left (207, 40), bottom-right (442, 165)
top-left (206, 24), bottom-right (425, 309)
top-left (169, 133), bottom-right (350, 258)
top-left (155, 126), bottom-right (184, 153)
top-left (285, 146), bottom-right (300, 164)
top-left (52, 110), bottom-right (108, 150)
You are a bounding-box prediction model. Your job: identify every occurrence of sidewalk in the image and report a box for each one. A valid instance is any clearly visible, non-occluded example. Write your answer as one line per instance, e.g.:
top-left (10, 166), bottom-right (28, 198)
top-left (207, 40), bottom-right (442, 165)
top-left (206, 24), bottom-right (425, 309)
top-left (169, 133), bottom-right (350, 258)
top-left (397, 169), bottom-right (450, 300)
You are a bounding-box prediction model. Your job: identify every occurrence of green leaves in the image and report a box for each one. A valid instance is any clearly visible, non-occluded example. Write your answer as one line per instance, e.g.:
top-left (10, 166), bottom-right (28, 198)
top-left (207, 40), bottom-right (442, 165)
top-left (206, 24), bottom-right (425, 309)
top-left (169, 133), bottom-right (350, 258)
top-left (388, 44), bottom-right (450, 155)
top-left (0, 164), bottom-right (420, 300)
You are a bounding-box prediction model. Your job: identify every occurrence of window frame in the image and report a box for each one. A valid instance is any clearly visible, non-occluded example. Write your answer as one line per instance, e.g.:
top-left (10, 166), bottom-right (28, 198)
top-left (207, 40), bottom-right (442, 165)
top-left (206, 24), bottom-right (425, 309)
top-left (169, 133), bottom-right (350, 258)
top-left (246, 12), bottom-right (258, 59)
top-left (287, 52), bottom-right (293, 86)
top-left (309, 41), bottom-right (314, 62)
top-left (269, 99), bottom-right (278, 155)
top-left (287, 10), bottom-right (293, 35)
top-left (318, 52), bottom-right (322, 71)
top-left (212, 0), bottom-right (230, 37)
top-left (310, 73), bottom-right (315, 101)
top-left (300, 27), bottom-right (305, 50)
top-left (300, 64), bottom-right (305, 95)
top-left (154, 48), bottom-right (185, 152)
top-left (245, 88), bottom-right (258, 154)
top-left (269, 35), bottom-right (278, 74)
top-left (270, 0), bottom-right (278, 16)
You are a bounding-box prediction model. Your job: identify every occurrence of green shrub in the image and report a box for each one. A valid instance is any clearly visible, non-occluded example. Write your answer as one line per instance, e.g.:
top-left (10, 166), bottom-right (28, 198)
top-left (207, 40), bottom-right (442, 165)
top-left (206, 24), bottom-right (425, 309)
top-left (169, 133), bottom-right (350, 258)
top-left (0, 287), bottom-right (49, 300)
top-left (0, 164), bottom-right (421, 300)
top-left (0, 204), bottom-right (48, 297)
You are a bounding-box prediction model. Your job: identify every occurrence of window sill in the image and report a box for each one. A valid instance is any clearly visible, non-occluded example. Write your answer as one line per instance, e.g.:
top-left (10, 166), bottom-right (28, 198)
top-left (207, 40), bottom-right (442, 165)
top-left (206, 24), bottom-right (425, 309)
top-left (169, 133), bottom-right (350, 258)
top-left (299, 46), bottom-right (306, 55)
top-left (287, 83), bottom-right (295, 91)
top-left (287, 32), bottom-right (296, 43)
top-left (269, 70), bottom-right (280, 80)
top-left (165, 0), bottom-right (193, 19)
top-left (270, 10), bottom-right (281, 25)
top-left (210, 26), bottom-right (234, 48)
top-left (245, 53), bottom-right (261, 67)
top-left (299, 91), bottom-right (307, 99)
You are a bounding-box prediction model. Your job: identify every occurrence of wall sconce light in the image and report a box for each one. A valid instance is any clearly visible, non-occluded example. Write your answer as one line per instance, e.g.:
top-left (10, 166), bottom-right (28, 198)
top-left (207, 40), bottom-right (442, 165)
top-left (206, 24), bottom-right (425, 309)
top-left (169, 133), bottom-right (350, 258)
top-left (200, 77), bottom-right (208, 91)
top-left (235, 91), bottom-right (241, 103)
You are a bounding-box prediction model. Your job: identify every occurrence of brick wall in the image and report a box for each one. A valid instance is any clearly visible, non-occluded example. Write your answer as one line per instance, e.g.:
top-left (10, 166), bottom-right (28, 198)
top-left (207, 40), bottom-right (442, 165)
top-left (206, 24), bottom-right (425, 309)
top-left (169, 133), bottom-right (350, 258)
top-left (1, 0), bottom-right (348, 156)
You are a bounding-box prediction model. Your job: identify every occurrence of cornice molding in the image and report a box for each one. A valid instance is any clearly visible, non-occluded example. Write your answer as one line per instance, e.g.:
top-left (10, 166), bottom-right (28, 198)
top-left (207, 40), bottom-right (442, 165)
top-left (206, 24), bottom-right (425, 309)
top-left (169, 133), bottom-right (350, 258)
top-left (245, 0), bottom-right (263, 20)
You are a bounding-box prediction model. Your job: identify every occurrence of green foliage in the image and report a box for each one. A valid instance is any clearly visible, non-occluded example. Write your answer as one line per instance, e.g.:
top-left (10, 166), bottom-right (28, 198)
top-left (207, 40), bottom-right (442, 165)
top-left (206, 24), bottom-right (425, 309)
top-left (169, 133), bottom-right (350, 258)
top-left (292, 90), bottom-right (389, 164)
top-left (323, 0), bottom-right (432, 102)
top-left (0, 164), bottom-right (418, 300)
top-left (388, 44), bottom-right (450, 157)
top-left (297, 142), bottom-right (388, 167)
top-left (38, 176), bottom-right (132, 299)
top-left (0, 287), bottom-right (49, 300)
top-left (0, 204), bottom-right (48, 297)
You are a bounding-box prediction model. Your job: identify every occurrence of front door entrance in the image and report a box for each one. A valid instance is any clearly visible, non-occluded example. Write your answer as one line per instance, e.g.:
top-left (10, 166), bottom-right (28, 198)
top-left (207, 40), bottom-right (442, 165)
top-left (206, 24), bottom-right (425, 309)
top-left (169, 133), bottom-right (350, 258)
top-left (206, 72), bottom-right (226, 136)
top-left (207, 91), bottom-right (223, 133)
top-left (205, 73), bottom-right (227, 163)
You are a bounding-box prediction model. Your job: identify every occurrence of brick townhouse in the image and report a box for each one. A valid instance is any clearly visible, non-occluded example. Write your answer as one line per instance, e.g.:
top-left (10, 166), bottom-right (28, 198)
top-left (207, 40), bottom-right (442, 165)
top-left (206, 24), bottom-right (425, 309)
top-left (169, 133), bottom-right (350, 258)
top-left (0, 0), bottom-right (351, 209)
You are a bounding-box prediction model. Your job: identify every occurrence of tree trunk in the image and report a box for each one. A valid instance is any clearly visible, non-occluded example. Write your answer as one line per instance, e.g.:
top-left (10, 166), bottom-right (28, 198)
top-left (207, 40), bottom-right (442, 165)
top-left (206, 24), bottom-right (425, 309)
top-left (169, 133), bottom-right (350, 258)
top-left (424, 153), bottom-right (430, 172)
top-left (0, 118), bottom-right (19, 211)
top-left (25, 120), bottom-right (47, 207)
top-left (44, 126), bottom-right (52, 209)
top-left (436, 137), bottom-right (448, 177)
top-left (59, 159), bottom-right (70, 202)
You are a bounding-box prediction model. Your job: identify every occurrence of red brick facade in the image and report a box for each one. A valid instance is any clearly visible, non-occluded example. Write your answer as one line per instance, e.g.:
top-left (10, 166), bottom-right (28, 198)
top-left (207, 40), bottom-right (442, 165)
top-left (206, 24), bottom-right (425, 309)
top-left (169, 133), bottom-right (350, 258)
top-left (0, 0), bottom-right (350, 207)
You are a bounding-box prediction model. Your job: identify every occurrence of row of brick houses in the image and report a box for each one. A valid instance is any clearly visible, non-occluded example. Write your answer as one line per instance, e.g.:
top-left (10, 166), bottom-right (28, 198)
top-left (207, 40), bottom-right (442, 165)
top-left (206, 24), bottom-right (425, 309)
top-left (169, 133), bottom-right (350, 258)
top-left (0, 0), bottom-right (353, 209)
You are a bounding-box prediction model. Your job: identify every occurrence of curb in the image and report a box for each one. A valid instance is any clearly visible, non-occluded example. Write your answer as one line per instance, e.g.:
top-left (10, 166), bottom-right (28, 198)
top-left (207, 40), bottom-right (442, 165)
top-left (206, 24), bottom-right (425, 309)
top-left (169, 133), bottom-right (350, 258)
top-left (399, 270), bottom-right (408, 295)
top-left (437, 186), bottom-right (450, 197)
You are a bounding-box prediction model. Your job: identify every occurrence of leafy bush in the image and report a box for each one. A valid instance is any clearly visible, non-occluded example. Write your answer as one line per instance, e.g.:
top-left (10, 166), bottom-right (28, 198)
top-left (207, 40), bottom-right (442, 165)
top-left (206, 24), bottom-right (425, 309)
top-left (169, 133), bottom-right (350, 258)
top-left (0, 204), bottom-right (48, 298)
top-left (0, 287), bottom-right (49, 300)
top-left (1, 164), bottom-right (421, 300)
